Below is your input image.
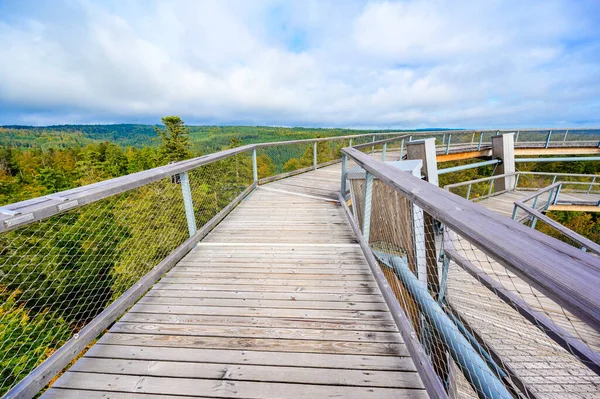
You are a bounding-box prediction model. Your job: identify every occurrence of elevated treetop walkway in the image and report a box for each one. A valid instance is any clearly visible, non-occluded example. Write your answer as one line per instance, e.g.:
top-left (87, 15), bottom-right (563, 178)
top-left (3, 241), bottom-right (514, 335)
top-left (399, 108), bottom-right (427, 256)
top-left (0, 130), bottom-right (599, 399)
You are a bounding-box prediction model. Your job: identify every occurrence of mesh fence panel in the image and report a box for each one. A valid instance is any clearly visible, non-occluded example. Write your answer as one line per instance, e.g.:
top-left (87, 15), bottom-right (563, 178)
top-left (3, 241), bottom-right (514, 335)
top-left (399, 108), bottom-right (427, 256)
top-left (0, 153), bottom-right (253, 395)
top-left (343, 162), bottom-right (600, 399)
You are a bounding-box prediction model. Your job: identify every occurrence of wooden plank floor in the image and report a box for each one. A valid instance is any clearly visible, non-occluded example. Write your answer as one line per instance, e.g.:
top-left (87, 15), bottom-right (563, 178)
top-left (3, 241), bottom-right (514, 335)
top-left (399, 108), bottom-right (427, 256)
top-left (44, 164), bottom-right (428, 398)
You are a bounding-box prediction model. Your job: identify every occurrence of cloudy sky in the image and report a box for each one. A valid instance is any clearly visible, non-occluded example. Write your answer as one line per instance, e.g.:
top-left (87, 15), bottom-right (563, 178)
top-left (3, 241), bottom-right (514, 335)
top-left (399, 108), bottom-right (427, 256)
top-left (0, 0), bottom-right (599, 128)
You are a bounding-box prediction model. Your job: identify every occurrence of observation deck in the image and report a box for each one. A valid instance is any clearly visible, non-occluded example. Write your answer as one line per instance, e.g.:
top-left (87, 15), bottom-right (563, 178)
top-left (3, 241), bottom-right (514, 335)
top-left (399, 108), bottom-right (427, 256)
top-left (1, 129), bottom-right (599, 399)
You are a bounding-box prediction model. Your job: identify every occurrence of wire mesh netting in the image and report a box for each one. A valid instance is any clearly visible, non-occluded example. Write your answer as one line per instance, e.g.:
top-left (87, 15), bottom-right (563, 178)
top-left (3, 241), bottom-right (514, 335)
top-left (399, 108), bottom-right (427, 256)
top-left (0, 153), bottom-right (253, 395)
top-left (343, 162), bottom-right (600, 399)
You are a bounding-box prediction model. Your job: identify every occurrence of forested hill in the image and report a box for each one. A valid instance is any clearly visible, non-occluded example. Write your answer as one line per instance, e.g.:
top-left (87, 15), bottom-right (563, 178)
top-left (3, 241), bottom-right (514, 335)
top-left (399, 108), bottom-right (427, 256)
top-left (1, 124), bottom-right (441, 153)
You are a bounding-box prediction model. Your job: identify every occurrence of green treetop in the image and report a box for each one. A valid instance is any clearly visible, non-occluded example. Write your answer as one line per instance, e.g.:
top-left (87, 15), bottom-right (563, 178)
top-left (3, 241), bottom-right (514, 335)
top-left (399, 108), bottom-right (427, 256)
top-left (154, 116), bottom-right (193, 163)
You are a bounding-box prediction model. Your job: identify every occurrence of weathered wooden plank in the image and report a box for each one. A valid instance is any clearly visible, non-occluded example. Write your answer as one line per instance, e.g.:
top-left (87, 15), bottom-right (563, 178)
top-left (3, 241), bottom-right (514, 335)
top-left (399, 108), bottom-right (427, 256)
top-left (120, 313), bottom-right (398, 332)
top-left (98, 333), bottom-right (409, 356)
top-left (110, 322), bottom-right (401, 343)
top-left (68, 358), bottom-right (424, 388)
top-left (158, 277), bottom-right (378, 288)
top-left (129, 303), bottom-right (393, 320)
top-left (84, 344), bottom-right (417, 370)
top-left (151, 282), bottom-right (379, 294)
top-left (137, 296), bottom-right (388, 311)
top-left (49, 372), bottom-right (428, 398)
top-left (146, 288), bottom-right (384, 302)
top-left (165, 271), bottom-right (375, 281)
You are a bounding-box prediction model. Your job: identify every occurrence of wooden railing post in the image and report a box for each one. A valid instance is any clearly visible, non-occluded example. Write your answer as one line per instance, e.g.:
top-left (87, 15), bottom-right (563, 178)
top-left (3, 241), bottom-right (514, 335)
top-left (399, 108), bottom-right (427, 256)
top-left (492, 133), bottom-right (515, 192)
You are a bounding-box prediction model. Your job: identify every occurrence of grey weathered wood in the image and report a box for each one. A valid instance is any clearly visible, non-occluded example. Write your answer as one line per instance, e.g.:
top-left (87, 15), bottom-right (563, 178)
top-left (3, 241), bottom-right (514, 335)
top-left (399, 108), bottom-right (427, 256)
top-left (68, 357), bottom-right (424, 388)
top-left (343, 147), bottom-right (600, 334)
top-left (84, 344), bottom-right (416, 370)
top-left (98, 332), bottom-right (408, 356)
top-left (46, 372), bottom-right (429, 399)
top-left (110, 321), bottom-right (401, 342)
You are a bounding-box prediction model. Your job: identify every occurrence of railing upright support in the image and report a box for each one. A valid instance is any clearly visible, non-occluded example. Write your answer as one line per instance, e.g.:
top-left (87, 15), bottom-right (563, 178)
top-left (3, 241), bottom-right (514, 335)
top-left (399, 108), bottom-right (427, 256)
top-left (362, 172), bottom-right (374, 241)
top-left (341, 154), bottom-right (347, 197)
top-left (445, 134), bottom-right (452, 155)
top-left (563, 130), bottom-right (569, 142)
top-left (491, 133), bottom-right (515, 192)
top-left (588, 176), bottom-right (597, 194)
top-left (371, 135), bottom-right (376, 152)
top-left (515, 130), bottom-right (520, 142)
top-left (477, 132), bottom-right (484, 150)
top-left (471, 132), bottom-right (475, 144)
top-left (530, 196), bottom-right (539, 229)
top-left (399, 139), bottom-right (405, 160)
top-left (382, 143), bottom-right (387, 161)
top-left (179, 172), bottom-right (197, 237)
top-left (313, 141), bottom-right (317, 169)
top-left (252, 148), bottom-right (258, 183)
top-left (466, 184), bottom-right (472, 200)
top-left (545, 130), bottom-right (553, 148)
top-left (349, 138), bottom-right (353, 147)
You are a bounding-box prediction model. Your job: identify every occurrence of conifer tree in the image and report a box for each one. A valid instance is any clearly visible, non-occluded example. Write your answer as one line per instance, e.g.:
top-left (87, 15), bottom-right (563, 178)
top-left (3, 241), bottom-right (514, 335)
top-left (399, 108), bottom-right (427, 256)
top-left (154, 116), bottom-right (192, 163)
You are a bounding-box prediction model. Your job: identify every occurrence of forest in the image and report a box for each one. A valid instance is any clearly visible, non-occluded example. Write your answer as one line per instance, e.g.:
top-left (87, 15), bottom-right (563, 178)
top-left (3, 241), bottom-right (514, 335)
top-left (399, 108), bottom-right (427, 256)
top-left (0, 120), bottom-right (598, 394)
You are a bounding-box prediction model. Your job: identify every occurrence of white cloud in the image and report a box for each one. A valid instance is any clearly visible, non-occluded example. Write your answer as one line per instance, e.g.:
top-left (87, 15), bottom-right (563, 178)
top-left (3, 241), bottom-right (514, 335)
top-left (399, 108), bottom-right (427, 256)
top-left (0, 0), bottom-right (598, 127)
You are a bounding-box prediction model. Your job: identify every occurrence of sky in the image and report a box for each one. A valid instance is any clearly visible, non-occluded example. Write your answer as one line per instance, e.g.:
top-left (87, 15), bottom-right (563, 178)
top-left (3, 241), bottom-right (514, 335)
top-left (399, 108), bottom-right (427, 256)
top-left (0, 0), bottom-right (599, 129)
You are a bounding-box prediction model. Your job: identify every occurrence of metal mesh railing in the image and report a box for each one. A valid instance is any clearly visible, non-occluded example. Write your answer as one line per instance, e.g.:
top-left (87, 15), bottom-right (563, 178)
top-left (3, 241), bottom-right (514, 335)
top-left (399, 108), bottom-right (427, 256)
top-left (342, 147), bottom-right (600, 399)
top-left (0, 152), bottom-right (254, 396)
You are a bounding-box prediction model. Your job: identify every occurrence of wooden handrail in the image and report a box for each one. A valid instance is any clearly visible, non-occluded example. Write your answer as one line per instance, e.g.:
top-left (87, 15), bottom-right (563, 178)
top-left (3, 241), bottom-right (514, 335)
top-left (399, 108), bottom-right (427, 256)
top-left (343, 147), bottom-right (600, 334)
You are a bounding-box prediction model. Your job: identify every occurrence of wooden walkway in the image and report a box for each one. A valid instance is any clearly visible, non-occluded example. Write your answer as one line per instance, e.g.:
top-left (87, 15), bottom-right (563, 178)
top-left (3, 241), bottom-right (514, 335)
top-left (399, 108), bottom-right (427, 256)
top-left (43, 165), bottom-right (428, 398)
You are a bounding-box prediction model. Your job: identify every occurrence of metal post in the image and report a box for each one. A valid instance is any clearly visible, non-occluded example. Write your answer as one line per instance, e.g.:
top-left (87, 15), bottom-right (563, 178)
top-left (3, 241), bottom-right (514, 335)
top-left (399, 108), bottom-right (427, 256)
top-left (362, 172), bottom-right (374, 241)
top-left (408, 135), bottom-right (413, 142)
top-left (487, 179), bottom-right (494, 198)
top-left (252, 148), bottom-right (258, 183)
top-left (514, 173), bottom-right (520, 190)
top-left (341, 154), bottom-right (347, 197)
top-left (442, 134), bottom-right (446, 145)
top-left (382, 143), bottom-right (387, 161)
top-left (466, 184), bottom-right (472, 200)
top-left (530, 196), bottom-right (539, 229)
top-left (445, 134), bottom-right (452, 155)
top-left (477, 132), bottom-right (484, 150)
top-left (587, 176), bottom-right (596, 194)
top-left (545, 130), bottom-right (552, 148)
top-left (313, 141), bottom-right (317, 169)
top-left (551, 175), bottom-right (557, 184)
top-left (511, 204), bottom-right (518, 220)
top-left (371, 135), bottom-right (376, 152)
top-left (563, 130), bottom-right (569, 142)
top-left (544, 188), bottom-right (555, 211)
top-left (349, 138), bottom-right (353, 147)
top-left (515, 130), bottom-right (520, 143)
top-left (179, 172), bottom-right (197, 237)
top-left (553, 184), bottom-right (561, 206)
top-left (399, 139), bottom-right (405, 160)
top-left (471, 132), bottom-right (475, 144)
